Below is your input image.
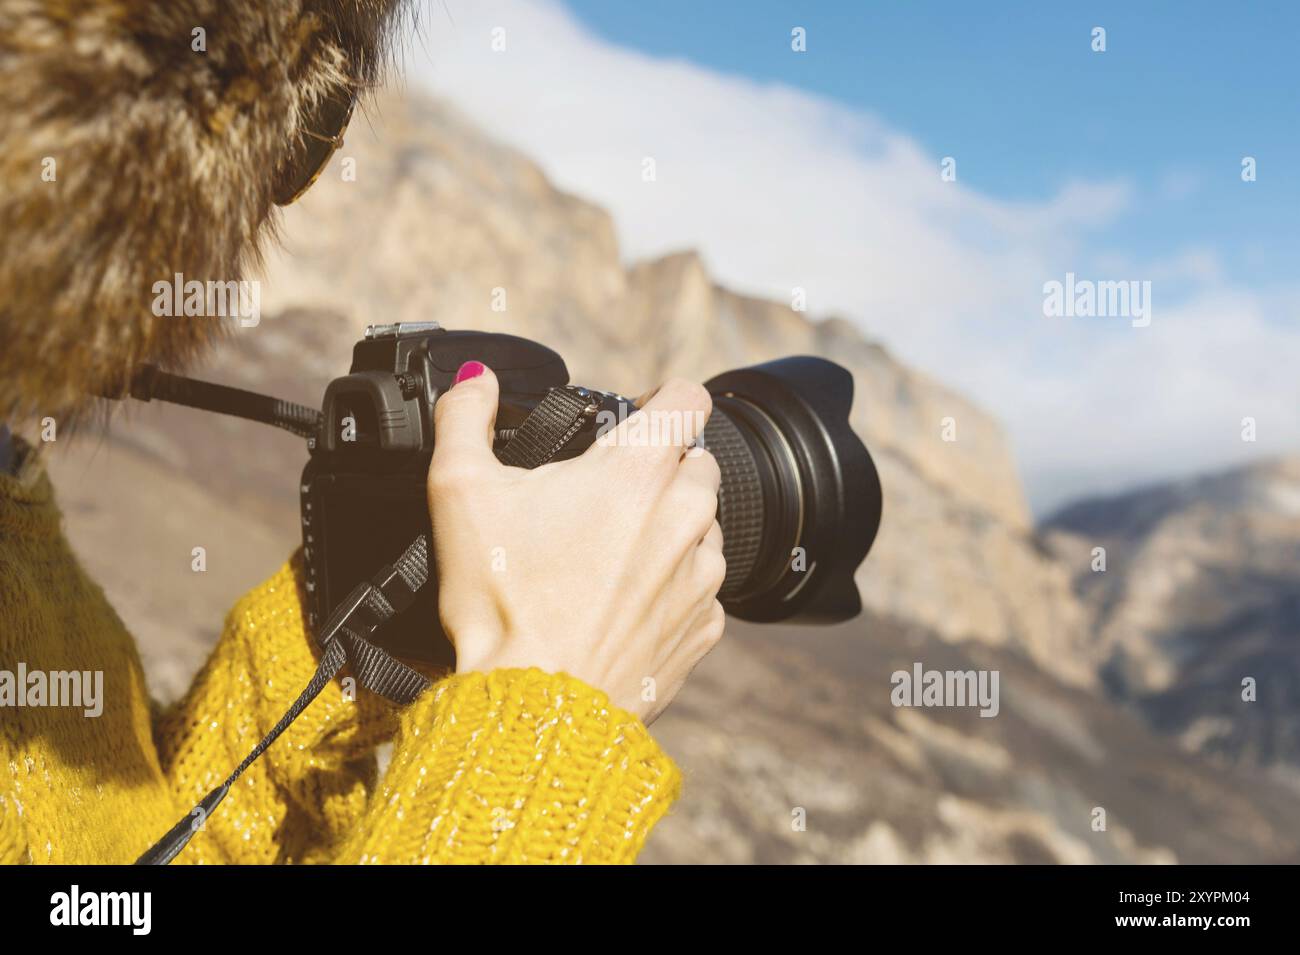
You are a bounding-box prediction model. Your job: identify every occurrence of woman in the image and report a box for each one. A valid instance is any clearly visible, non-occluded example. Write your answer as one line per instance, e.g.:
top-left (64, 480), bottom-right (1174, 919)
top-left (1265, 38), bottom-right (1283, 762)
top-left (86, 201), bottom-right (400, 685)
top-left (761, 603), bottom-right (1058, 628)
top-left (0, 0), bottom-right (723, 863)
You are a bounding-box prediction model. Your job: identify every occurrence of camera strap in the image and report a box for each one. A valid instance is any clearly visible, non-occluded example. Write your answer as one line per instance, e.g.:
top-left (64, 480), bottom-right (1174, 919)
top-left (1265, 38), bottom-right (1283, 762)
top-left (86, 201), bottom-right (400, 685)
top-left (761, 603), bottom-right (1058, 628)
top-left (135, 384), bottom-right (599, 864)
top-left (110, 364), bottom-right (324, 438)
top-left (495, 385), bottom-right (601, 467)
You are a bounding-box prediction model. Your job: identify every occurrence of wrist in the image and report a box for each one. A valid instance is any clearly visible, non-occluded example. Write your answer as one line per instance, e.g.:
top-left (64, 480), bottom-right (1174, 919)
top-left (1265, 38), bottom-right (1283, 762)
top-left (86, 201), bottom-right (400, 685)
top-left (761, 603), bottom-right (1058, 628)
top-left (448, 626), bottom-right (521, 676)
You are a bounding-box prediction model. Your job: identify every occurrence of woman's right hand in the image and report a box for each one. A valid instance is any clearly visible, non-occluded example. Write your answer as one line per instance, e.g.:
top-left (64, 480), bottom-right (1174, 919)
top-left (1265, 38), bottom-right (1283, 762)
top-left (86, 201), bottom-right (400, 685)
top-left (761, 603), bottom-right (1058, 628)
top-left (426, 361), bottom-right (726, 725)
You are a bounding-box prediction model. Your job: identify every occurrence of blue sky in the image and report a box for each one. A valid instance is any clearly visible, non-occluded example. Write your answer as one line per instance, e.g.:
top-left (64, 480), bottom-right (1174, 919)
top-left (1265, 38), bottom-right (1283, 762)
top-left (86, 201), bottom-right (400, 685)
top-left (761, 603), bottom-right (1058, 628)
top-left (417, 0), bottom-right (1299, 513)
top-left (564, 0), bottom-right (1298, 290)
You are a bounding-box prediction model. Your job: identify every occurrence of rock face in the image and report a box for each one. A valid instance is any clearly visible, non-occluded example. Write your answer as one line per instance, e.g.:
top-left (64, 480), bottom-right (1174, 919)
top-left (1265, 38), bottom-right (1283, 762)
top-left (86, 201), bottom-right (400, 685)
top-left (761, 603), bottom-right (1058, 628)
top-left (641, 615), bottom-right (1300, 864)
top-left (37, 88), bottom-right (1300, 863)
top-left (255, 91), bottom-right (1097, 688)
top-left (1045, 458), bottom-right (1300, 771)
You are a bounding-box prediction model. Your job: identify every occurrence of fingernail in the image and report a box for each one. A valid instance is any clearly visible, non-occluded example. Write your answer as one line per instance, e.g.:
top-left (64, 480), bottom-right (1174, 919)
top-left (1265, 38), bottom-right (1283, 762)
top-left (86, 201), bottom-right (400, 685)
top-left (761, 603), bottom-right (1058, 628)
top-left (453, 360), bottom-right (486, 385)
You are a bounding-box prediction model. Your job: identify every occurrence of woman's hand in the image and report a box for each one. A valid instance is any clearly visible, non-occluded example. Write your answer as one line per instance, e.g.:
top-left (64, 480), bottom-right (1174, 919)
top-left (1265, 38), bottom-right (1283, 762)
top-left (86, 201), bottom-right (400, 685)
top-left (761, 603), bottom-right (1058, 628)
top-left (426, 361), bottom-right (725, 725)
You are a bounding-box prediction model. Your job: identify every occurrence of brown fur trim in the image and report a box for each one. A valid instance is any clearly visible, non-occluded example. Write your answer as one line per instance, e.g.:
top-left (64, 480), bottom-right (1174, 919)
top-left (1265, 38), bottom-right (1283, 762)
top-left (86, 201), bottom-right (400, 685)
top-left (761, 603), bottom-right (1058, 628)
top-left (0, 0), bottom-right (411, 425)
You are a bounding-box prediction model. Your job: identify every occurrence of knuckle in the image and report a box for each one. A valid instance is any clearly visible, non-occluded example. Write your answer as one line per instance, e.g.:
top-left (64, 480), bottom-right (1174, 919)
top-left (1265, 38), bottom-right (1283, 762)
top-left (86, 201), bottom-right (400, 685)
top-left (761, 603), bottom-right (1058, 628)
top-left (429, 455), bottom-right (480, 493)
top-left (618, 441), bottom-right (669, 483)
top-left (692, 482), bottom-right (719, 525)
top-left (664, 378), bottom-right (711, 416)
top-left (433, 387), bottom-right (478, 423)
top-left (707, 516), bottom-right (723, 544)
top-left (696, 448), bottom-right (721, 486)
top-left (700, 548), bottom-right (727, 595)
top-left (702, 601), bottom-right (726, 647)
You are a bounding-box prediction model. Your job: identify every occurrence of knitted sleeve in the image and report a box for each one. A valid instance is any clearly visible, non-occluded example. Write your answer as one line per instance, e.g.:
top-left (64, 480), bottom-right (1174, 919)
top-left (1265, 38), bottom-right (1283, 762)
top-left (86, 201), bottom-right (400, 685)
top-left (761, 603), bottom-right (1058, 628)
top-left (154, 556), bottom-right (402, 864)
top-left (0, 790), bottom-right (28, 865)
top-left (336, 668), bottom-right (682, 864)
top-left (156, 557), bottom-right (681, 864)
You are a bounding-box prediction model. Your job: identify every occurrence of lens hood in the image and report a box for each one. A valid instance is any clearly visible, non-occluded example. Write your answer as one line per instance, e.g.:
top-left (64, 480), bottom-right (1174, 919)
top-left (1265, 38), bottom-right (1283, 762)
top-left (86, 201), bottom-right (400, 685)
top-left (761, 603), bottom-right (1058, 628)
top-left (705, 357), bottom-right (882, 624)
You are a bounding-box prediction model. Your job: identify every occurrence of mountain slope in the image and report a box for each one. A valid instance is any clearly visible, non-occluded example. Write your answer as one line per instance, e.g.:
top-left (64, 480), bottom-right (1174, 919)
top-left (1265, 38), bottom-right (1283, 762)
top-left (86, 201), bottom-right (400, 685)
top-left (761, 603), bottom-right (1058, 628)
top-left (1045, 457), bottom-right (1300, 770)
top-left (642, 614), bottom-right (1300, 864)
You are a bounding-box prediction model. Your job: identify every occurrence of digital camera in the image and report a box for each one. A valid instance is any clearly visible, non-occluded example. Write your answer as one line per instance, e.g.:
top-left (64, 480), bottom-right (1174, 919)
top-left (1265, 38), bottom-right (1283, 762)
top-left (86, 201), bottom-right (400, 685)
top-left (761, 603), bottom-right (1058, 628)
top-left (300, 323), bottom-right (883, 665)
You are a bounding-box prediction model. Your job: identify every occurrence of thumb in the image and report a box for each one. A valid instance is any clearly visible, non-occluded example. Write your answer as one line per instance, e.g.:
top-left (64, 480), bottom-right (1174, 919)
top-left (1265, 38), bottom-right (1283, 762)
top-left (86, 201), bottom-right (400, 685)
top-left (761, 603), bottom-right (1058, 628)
top-left (432, 360), bottom-right (500, 468)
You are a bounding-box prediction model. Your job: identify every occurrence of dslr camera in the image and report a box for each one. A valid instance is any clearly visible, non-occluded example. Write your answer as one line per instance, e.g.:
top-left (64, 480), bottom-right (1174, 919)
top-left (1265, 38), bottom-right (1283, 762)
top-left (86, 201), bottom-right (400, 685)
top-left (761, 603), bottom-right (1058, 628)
top-left (300, 323), bottom-right (883, 665)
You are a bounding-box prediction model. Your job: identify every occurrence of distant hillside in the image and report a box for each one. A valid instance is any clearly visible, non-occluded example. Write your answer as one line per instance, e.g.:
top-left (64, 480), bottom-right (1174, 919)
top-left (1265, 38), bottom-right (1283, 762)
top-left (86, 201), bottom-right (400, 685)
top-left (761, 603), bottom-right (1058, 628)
top-left (1045, 457), bottom-right (1300, 770)
top-left (643, 613), bottom-right (1300, 863)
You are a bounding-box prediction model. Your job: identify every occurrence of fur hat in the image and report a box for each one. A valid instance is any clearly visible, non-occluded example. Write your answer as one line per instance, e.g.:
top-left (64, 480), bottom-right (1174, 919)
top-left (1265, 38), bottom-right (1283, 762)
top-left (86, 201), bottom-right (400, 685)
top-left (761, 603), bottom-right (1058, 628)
top-left (0, 0), bottom-right (410, 425)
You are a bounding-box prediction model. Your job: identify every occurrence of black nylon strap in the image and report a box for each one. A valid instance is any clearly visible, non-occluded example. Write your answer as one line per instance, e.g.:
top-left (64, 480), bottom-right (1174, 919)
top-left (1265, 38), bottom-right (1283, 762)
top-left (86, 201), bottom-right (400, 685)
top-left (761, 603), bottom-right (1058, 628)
top-left (496, 387), bottom-right (598, 468)
top-left (346, 634), bottom-right (430, 705)
top-left (134, 530), bottom-right (424, 865)
top-left (137, 385), bottom-right (598, 864)
top-left (134, 638), bottom-right (348, 865)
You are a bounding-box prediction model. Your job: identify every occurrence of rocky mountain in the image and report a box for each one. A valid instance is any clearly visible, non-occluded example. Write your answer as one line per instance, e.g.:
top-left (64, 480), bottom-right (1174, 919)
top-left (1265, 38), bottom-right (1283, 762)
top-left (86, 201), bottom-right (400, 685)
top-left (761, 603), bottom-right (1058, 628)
top-left (642, 614), bottom-right (1299, 864)
top-left (1045, 458), bottom-right (1300, 774)
top-left (253, 91), bottom-right (1098, 687)
top-left (38, 89), bottom-right (1300, 863)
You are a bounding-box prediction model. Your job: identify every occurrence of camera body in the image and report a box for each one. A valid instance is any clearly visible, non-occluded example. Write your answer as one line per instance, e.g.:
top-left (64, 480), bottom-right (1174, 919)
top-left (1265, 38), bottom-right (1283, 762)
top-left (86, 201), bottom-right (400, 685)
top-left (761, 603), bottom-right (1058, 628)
top-left (302, 323), bottom-right (882, 666)
top-left (300, 322), bottom-right (632, 665)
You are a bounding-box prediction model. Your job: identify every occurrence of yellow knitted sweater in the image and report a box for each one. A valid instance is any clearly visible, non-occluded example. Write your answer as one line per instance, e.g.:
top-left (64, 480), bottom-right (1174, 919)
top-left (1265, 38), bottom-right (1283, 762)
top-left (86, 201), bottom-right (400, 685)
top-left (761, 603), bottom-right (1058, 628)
top-left (0, 446), bottom-right (680, 864)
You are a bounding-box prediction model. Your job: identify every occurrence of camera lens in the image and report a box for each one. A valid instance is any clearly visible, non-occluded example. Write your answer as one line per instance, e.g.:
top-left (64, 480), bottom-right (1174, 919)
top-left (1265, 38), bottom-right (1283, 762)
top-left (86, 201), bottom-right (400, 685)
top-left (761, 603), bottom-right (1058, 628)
top-left (703, 357), bottom-right (882, 624)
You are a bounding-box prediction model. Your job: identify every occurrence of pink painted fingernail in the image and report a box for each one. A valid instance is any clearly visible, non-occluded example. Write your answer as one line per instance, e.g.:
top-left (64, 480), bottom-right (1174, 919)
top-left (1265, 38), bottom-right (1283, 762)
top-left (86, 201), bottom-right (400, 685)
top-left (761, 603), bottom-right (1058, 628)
top-left (453, 360), bottom-right (486, 385)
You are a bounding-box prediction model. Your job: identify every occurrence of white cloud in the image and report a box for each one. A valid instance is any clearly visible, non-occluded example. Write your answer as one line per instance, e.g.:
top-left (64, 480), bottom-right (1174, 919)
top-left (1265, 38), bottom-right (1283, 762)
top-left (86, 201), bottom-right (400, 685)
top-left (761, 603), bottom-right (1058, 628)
top-left (413, 0), bottom-right (1300, 515)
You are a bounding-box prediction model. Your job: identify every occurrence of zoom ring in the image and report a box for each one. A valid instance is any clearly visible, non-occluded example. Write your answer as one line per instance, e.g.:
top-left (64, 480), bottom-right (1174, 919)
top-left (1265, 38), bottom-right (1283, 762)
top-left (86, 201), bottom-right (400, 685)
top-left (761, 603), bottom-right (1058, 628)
top-left (703, 410), bottom-right (766, 599)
